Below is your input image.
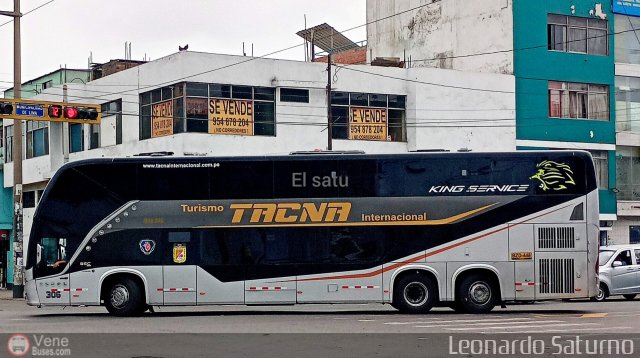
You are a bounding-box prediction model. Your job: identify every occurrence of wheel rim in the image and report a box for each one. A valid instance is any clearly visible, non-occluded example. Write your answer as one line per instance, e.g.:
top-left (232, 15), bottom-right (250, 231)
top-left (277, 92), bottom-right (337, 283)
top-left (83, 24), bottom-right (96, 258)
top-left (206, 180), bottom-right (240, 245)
top-left (110, 284), bottom-right (130, 308)
top-left (404, 282), bottom-right (428, 307)
top-left (468, 282), bottom-right (491, 305)
top-left (596, 287), bottom-right (605, 300)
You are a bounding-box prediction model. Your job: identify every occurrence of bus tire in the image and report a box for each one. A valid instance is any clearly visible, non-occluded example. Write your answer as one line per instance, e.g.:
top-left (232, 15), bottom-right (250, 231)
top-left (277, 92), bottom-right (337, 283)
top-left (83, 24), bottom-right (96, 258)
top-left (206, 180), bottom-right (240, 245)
top-left (623, 294), bottom-right (636, 301)
top-left (456, 274), bottom-right (497, 314)
top-left (104, 278), bottom-right (146, 317)
top-left (393, 273), bottom-right (438, 314)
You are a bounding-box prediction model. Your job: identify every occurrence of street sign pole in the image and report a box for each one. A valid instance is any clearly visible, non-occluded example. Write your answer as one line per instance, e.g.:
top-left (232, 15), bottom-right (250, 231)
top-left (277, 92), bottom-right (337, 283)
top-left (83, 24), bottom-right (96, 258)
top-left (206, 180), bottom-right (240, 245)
top-left (11, 0), bottom-right (23, 298)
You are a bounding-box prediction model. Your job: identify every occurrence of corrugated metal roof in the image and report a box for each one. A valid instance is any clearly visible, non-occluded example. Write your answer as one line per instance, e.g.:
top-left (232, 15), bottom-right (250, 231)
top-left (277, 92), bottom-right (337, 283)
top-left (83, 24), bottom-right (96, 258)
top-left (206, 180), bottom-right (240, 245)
top-left (296, 23), bottom-right (360, 53)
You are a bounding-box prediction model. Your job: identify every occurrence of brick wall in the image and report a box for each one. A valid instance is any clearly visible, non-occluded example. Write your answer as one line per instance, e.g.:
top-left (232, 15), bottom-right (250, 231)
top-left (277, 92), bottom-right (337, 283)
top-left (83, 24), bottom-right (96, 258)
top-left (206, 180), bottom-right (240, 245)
top-left (314, 47), bottom-right (367, 65)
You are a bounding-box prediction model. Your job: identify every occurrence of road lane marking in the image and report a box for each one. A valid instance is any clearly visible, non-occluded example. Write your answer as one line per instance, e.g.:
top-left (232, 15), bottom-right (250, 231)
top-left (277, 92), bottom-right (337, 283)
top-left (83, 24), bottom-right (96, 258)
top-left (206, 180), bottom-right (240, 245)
top-left (446, 323), bottom-right (599, 331)
top-left (509, 326), bottom-right (632, 333)
top-left (357, 319), bottom-right (376, 322)
top-left (405, 317), bottom-right (535, 325)
top-left (10, 318), bottom-right (30, 321)
top-left (580, 313), bottom-right (608, 318)
top-left (415, 320), bottom-right (562, 328)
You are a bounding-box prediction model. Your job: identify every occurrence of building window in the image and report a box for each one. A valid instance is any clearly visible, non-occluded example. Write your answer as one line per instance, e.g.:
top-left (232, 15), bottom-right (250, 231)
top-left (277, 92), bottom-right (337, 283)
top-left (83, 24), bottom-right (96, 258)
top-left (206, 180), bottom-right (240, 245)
top-left (26, 121), bottom-right (49, 159)
top-left (589, 150), bottom-right (609, 189)
top-left (101, 99), bottom-right (123, 145)
top-left (89, 124), bottom-right (100, 149)
top-left (140, 82), bottom-right (276, 140)
top-left (330, 91), bottom-right (406, 142)
top-left (280, 88), bottom-right (309, 103)
top-left (69, 123), bottom-right (83, 153)
top-left (631, 226), bottom-right (640, 244)
top-left (548, 14), bottom-right (608, 56)
top-left (615, 76), bottom-right (640, 133)
top-left (615, 14), bottom-right (640, 64)
top-left (41, 80), bottom-right (53, 90)
top-left (23, 191), bottom-right (36, 208)
top-left (548, 81), bottom-right (609, 120)
top-left (616, 146), bottom-right (640, 201)
top-left (4, 125), bottom-right (13, 163)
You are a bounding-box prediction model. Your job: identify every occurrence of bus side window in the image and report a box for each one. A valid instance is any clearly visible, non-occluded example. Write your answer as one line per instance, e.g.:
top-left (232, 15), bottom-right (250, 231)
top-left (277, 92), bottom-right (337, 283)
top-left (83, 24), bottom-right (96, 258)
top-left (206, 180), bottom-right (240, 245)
top-left (200, 229), bottom-right (249, 265)
top-left (329, 228), bottom-right (383, 263)
top-left (199, 230), bottom-right (221, 265)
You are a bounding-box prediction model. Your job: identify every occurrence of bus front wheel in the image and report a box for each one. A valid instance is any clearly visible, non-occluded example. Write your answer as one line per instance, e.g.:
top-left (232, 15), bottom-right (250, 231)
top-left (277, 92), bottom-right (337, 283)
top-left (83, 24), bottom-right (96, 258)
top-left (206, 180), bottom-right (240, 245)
top-left (393, 273), bottom-right (438, 314)
top-left (104, 278), bottom-right (146, 317)
top-left (456, 274), bottom-right (497, 314)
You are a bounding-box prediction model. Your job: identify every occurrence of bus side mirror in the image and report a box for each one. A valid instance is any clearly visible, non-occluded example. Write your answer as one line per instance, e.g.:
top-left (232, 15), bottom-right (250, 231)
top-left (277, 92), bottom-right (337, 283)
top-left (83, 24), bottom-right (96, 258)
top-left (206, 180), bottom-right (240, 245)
top-left (612, 261), bottom-right (623, 267)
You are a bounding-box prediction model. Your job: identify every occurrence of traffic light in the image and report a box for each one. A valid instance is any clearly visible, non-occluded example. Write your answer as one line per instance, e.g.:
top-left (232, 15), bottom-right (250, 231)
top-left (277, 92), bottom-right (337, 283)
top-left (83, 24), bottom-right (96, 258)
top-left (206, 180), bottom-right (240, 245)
top-left (63, 106), bottom-right (99, 121)
top-left (48, 105), bottom-right (62, 118)
top-left (0, 101), bottom-right (13, 115)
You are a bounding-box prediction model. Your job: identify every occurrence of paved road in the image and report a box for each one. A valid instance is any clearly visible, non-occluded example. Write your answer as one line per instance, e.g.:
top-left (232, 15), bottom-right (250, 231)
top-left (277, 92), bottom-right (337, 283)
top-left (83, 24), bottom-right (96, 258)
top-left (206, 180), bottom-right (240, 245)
top-left (2, 294), bottom-right (640, 357)
top-left (2, 295), bottom-right (640, 334)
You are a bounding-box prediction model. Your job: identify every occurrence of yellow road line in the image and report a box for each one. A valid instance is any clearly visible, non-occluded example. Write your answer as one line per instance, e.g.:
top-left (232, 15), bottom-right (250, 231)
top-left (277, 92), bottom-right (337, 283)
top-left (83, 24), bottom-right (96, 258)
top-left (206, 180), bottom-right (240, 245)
top-left (580, 313), bottom-right (608, 318)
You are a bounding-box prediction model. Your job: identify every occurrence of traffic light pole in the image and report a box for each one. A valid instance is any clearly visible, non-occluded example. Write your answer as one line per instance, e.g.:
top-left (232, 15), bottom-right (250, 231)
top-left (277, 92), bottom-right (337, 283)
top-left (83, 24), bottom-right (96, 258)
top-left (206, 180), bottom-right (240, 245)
top-left (0, 0), bottom-right (23, 298)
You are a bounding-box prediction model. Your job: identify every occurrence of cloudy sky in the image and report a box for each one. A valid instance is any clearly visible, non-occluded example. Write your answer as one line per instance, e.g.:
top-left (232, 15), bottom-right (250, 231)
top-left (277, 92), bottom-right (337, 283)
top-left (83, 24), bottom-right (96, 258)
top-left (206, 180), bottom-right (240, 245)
top-left (0, 0), bottom-right (366, 91)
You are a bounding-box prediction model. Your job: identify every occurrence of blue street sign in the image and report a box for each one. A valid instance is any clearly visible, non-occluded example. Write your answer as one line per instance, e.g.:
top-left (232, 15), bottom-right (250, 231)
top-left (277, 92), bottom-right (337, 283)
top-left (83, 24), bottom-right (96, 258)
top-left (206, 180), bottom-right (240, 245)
top-left (613, 1), bottom-right (640, 17)
top-left (15, 103), bottom-right (44, 118)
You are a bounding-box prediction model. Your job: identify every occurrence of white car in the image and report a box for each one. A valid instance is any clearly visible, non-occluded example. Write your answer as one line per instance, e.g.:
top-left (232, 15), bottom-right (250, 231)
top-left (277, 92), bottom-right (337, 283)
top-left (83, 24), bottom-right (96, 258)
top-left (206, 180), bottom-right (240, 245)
top-left (595, 244), bottom-right (640, 301)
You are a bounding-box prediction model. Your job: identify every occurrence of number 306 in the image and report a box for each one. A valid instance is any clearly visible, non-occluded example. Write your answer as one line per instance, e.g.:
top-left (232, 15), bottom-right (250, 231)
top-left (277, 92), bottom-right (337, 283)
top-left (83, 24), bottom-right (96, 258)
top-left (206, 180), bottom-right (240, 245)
top-left (46, 291), bottom-right (61, 299)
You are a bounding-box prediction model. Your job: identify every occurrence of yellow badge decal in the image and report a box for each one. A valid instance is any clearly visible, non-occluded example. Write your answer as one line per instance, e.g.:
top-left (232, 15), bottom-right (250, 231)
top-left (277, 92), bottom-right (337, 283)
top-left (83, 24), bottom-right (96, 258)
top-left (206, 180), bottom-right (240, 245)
top-left (173, 244), bottom-right (187, 264)
top-left (529, 160), bottom-right (576, 191)
top-left (511, 252), bottom-right (533, 260)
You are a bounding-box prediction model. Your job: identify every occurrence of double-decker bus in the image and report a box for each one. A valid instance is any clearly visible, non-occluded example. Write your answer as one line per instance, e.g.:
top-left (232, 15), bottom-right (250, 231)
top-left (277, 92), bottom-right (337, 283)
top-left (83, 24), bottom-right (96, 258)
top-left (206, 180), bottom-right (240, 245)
top-left (24, 151), bottom-right (599, 316)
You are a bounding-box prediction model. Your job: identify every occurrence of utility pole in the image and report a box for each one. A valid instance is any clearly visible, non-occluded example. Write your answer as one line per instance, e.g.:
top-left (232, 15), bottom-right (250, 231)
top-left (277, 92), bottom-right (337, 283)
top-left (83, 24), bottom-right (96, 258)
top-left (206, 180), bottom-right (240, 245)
top-left (0, 0), bottom-right (22, 298)
top-left (326, 53), bottom-right (332, 151)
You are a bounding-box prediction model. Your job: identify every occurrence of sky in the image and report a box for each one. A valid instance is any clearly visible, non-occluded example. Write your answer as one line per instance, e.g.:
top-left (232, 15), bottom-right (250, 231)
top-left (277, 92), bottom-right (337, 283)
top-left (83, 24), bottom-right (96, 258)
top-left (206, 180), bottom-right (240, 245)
top-left (0, 0), bottom-right (366, 91)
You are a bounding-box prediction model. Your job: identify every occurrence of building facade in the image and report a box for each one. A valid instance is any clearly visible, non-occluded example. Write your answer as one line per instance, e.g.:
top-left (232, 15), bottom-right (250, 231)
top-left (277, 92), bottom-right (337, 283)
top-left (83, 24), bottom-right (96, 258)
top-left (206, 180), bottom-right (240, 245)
top-left (612, 2), bottom-right (640, 245)
top-left (1, 68), bottom-right (90, 288)
top-left (367, 0), bottom-right (621, 242)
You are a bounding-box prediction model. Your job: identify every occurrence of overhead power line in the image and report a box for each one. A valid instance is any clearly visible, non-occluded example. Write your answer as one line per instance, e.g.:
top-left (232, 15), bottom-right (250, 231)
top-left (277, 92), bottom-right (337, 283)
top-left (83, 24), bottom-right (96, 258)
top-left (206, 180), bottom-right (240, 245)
top-left (0, 0), bottom-right (56, 29)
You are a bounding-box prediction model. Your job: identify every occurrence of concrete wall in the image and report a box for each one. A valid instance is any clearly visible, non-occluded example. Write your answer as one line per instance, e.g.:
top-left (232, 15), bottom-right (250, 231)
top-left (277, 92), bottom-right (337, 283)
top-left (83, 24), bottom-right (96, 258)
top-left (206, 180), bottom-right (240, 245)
top-left (609, 216), bottom-right (639, 245)
top-left (366, 0), bottom-right (514, 74)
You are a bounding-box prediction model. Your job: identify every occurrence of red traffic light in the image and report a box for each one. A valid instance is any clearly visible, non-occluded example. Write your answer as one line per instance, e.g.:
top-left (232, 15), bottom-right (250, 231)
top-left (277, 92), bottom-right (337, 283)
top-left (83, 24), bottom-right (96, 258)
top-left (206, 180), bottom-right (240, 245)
top-left (63, 106), bottom-right (98, 120)
top-left (64, 107), bottom-right (79, 119)
top-left (48, 105), bottom-right (62, 118)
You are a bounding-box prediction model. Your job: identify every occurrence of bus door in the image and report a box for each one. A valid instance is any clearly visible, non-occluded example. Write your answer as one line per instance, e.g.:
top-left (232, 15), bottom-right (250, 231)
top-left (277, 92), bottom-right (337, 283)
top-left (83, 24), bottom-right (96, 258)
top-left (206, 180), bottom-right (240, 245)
top-left (297, 227), bottom-right (383, 303)
top-left (163, 231), bottom-right (197, 305)
top-left (509, 224), bottom-right (535, 300)
top-left (196, 229), bottom-right (245, 305)
top-left (243, 229), bottom-right (297, 304)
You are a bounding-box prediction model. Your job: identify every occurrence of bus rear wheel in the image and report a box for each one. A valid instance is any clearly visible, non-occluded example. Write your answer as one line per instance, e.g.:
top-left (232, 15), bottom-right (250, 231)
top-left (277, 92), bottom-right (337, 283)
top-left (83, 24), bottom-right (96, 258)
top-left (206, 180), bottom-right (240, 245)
top-left (456, 274), bottom-right (497, 314)
top-left (393, 273), bottom-right (438, 314)
top-left (623, 294), bottom-right (637, 301)
top-left (104, 278), bottom-right (146, 317)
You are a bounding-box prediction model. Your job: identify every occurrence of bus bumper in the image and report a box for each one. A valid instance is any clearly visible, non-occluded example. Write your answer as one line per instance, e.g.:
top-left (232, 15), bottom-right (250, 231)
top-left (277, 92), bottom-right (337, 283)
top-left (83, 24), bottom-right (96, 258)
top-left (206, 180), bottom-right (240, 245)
top-left (25, 279), bottom-right (40, 306)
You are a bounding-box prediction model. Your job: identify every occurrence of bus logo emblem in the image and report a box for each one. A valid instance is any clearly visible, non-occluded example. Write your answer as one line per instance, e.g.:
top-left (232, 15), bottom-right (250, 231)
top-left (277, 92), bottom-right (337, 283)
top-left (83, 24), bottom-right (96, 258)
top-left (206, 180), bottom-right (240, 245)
top-left (173, 244), bottom-right (187, 264)
top-left (139, 240), bottom-right (156, 255)
top-left (530, 160), bottom-right (576, 191)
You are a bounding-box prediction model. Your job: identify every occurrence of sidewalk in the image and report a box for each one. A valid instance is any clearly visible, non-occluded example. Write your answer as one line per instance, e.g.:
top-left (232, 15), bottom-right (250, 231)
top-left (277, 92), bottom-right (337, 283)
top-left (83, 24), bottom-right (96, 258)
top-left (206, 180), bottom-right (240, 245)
top-left (0, 288), bottom-right (22, 300)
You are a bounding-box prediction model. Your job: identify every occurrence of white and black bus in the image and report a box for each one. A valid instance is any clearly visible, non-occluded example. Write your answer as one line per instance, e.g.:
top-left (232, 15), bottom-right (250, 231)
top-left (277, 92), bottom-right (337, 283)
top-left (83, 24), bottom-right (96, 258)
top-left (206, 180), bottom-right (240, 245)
top-left (25, 151), bottom-right (599, 316)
